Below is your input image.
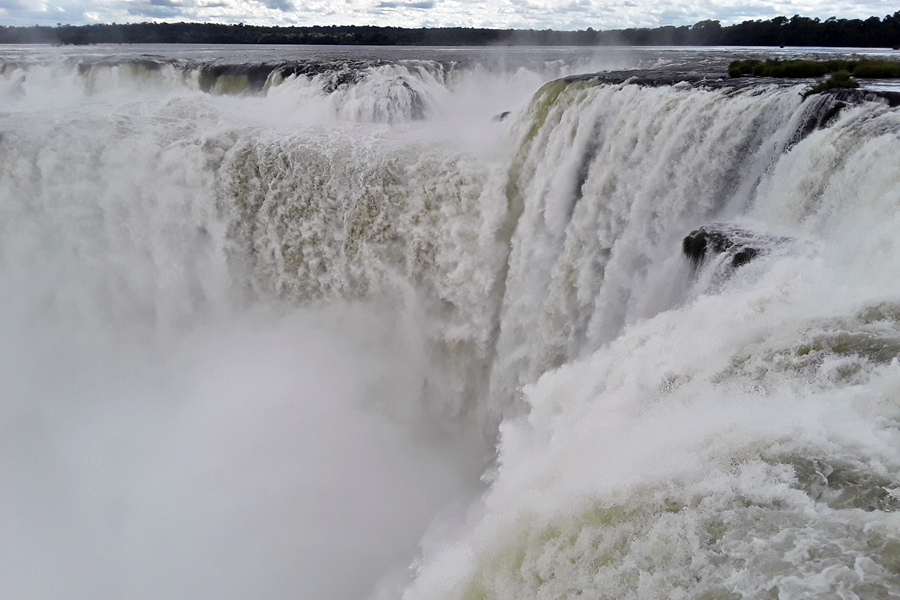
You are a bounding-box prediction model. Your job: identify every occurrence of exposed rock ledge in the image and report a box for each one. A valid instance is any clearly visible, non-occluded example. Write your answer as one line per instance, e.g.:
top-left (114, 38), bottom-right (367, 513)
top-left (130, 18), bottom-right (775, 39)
top-left (562, 71), bottom-right (900, 106)
top-left (682, 224), bottom-right (791, 269)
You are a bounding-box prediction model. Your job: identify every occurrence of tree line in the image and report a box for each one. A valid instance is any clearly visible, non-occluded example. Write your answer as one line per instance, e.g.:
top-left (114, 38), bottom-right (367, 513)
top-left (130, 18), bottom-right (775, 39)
top-left (1, 14), bottom-right (899, 48)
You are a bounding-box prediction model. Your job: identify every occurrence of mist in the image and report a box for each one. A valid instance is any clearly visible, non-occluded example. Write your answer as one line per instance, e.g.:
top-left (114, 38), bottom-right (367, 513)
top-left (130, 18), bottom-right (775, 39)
top-left (0, 299), bottom-right (486, 599)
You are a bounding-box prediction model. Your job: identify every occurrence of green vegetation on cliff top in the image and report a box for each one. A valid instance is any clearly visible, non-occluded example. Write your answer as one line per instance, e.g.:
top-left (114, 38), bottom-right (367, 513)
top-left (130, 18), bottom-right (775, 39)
top-left (801, 71), bottom-right (859, 99)
top-left (727, 57), bottom-right (900, 98)
top-left (728, 58), bottom-right (900, 78)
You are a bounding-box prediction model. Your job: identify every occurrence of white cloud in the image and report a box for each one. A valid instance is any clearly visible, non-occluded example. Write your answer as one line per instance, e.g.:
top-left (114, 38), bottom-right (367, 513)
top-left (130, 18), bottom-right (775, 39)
top-left (0, 0), bottom-right (895, 30)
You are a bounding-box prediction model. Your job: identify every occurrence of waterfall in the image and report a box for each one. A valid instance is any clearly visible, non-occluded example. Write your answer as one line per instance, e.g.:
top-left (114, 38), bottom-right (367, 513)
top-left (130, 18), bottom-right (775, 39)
top-left (2, 46), bottom-right (899, 600)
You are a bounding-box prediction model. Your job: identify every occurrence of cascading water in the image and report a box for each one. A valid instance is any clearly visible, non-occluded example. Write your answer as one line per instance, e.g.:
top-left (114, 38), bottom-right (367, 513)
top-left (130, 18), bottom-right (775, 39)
top-left (2, 45), bottom-right (899, 600)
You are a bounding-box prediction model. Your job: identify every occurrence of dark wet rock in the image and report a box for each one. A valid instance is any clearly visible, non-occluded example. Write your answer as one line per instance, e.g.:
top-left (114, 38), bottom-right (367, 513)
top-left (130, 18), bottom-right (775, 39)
top-left (400, 80), bottom-right (427, 120)
top-left (819, 101), bottom-right (845, 127)
top-left (787, 90), bottom-right (882, 149)
top-left (563, 71), bottom-right (900, 107)
top-left (198, 64), bottom-right (275, 92)
top-left (682, 224), bottom-right (789, 269)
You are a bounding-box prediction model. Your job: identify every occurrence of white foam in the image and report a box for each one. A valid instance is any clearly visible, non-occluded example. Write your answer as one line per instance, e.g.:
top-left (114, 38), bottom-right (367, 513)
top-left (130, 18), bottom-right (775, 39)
top-left (3, 47), bottom-right (900, 600)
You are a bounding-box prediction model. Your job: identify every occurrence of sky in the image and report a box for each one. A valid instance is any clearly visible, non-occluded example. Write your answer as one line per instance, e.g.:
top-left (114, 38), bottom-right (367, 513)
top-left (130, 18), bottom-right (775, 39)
top-left (0, 0), bottom-right (896, 32)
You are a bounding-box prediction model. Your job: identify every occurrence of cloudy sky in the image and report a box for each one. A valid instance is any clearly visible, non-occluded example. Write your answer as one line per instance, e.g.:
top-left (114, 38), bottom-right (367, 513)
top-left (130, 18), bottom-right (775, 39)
top-left (0, 0), bottom-right (896, 32)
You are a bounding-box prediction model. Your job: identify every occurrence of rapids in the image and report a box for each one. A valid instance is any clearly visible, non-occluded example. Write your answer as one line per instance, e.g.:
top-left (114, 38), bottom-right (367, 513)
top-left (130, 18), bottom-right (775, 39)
top-left (2, 45), bottom-right (900, 600)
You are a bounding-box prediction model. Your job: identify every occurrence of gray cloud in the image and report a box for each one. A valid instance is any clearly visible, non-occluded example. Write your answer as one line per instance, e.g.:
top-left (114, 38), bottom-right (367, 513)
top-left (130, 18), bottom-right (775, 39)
top-left (258, 0), bottom-right (294, 11)
top-left (377, 0), bottom-right (434, 8)
top-left (712, 4), bottom-right (783, 21)
top-left (553, 0), bottom-right (591, 13)
top-left (125, 2), bottom-right (185, 16)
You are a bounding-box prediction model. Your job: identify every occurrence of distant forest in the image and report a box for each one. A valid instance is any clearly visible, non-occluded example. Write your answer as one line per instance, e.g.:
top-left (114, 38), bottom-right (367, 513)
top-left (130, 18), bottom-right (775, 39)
top-left (2, 14), bottom-right (900, 48)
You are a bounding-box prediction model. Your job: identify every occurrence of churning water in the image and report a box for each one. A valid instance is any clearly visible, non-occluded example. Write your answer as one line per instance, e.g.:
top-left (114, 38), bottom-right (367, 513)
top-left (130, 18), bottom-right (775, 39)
top-left (2, 44), bottom-right (900, 600)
